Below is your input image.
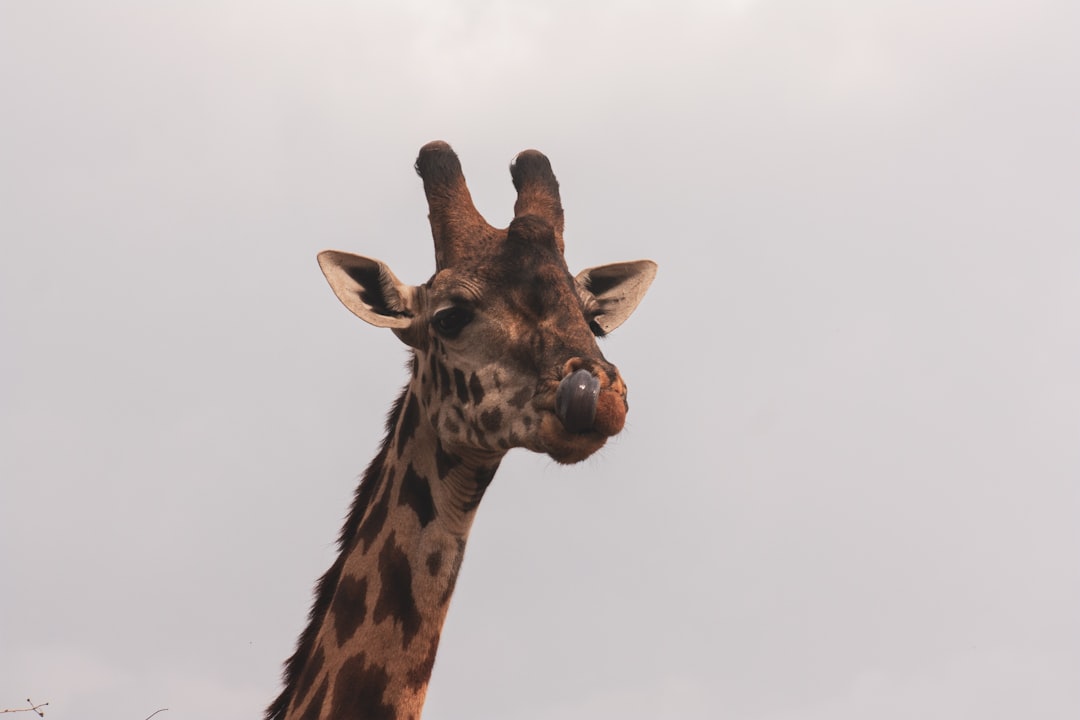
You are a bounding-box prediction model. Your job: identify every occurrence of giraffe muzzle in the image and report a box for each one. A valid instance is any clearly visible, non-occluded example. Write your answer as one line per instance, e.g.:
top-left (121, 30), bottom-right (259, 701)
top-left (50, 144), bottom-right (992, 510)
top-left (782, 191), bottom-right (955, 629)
top-left (555, 368), bottom-right (601, 433)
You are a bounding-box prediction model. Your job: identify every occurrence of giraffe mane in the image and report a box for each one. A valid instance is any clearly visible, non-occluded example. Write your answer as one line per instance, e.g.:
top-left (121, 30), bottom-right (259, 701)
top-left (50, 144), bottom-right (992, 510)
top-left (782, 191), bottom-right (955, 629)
top-left (266, 382), bottom-right (410, 720)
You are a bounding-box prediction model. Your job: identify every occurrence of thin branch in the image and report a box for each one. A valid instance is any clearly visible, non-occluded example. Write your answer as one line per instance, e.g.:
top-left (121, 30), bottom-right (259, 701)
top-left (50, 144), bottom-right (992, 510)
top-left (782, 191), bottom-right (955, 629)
top-left (143, 710), bottom-right (168, 720)
top-left (0, 699), bottom-right (48, 716)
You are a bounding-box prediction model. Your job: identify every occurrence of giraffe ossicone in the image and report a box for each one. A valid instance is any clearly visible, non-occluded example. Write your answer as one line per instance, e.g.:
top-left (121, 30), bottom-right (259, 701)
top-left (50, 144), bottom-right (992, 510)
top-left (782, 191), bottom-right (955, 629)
top-left (268, 141), bottom-right (656, 720)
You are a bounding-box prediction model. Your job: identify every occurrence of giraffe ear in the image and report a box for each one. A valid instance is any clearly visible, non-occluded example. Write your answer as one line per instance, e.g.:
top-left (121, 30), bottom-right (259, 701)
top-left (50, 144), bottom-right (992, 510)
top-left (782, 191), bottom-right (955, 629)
top-left (317, 251), bottom-right (418, 329)
top-left (575, 260), bottom-right (657, 335)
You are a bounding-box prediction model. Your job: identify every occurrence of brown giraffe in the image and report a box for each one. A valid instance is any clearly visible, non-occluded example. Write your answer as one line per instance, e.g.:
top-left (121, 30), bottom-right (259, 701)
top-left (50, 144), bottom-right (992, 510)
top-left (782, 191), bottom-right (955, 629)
top-left (267, 141), bottom-right (657, 720)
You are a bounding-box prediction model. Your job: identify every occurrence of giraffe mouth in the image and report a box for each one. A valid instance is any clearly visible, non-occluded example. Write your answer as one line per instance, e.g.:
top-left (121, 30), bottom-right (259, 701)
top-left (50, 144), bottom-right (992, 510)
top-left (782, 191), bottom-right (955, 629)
top-left (531, 370), bottom-right (628, 464)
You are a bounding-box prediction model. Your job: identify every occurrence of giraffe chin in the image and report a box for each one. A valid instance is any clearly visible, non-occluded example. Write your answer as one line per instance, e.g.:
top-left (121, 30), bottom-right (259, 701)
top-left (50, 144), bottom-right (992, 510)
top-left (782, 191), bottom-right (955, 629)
top-left (536, 413), bottom-right (609, 464)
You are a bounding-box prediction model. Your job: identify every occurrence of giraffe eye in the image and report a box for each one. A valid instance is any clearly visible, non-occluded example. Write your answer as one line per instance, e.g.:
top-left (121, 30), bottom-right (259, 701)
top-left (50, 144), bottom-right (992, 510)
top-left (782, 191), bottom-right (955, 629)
top-left (432, 306), bottom-right (474, 338)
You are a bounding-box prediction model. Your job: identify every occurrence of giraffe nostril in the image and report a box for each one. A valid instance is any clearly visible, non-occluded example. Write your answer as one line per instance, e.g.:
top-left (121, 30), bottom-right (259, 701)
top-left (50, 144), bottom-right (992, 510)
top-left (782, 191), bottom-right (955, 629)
top-left (555, 369), bottom-right (600, 433)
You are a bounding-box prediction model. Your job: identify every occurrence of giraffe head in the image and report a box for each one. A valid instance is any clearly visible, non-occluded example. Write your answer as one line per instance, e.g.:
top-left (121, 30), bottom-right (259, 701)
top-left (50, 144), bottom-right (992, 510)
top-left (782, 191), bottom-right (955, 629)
top-left (318, 141), bottom-right (656, 464)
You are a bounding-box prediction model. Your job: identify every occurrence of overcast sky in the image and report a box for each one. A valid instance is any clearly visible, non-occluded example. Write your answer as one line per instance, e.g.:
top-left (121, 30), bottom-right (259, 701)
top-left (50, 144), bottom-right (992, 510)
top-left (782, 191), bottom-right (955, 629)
top-left (2, 1), bottom-right (1078, 719)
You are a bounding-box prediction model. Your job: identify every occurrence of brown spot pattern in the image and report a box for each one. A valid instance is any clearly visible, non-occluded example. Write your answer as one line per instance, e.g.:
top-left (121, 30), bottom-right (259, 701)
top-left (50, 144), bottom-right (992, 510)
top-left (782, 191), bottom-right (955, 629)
top-left (331, 575), bottom-right (369, 646)
top-left (398, 464), bottom-right (436, 528)
top-left (426, 549), bottom-right (442, 576)
top-left (356, 475), bottom-right (393, 553)
top-left (374, 532), bottom-right (423, 648)
top-left (396, 394), bottom-right (420, 458)
top-left (332, 654), bottom-right (395, 720)
top-left (453, 369), bottom-right (469, 404)
top-left (296, 676), bottom-right (329, 720)
top-left (468, 372), bottom-right (485, 404)
top-left (292, 644), bottom-right (325, 710)
top-left (508, 386), bottom-right (532, 409)
top-left (480, 407), bottom-right (503, 432)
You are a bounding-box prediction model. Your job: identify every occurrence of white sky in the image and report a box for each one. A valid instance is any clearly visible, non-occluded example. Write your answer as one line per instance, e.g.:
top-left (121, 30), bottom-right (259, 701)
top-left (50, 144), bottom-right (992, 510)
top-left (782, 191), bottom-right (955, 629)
top-left (2, 1), bottom-right (1078, 718)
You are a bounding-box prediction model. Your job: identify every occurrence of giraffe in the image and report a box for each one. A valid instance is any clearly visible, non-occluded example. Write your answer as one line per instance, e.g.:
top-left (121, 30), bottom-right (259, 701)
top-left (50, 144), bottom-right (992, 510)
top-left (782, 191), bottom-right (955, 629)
top-left (267, 141), bottom-right (657, 720)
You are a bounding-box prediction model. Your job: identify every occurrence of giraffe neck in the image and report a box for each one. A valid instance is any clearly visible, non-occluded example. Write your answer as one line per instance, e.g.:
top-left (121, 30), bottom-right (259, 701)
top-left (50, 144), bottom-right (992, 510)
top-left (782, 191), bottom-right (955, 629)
top-left (271, 373), bottom-right (504, 720)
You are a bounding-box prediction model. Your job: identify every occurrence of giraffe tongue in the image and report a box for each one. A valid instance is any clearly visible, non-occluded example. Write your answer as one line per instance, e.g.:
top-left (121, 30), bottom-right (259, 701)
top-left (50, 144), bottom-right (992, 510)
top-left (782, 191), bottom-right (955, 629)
top-left (555, 369), bottom-right (601, 433)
